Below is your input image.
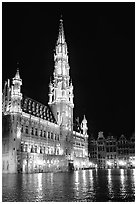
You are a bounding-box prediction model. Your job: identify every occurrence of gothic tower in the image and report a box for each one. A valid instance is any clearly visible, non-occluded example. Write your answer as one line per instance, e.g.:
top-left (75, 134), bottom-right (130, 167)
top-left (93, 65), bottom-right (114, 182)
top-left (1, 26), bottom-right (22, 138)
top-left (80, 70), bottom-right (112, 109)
top-left (48, 18), bottom-right (74, 157)
top-left (48, 18), bottom-right (74, 129)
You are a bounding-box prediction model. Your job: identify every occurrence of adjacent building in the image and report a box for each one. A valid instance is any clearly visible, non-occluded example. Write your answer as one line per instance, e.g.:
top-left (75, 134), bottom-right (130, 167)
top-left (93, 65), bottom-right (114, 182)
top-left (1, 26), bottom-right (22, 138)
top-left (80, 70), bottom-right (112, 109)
top-left (97, 132), bottom-right (106, 168)
top-left (2, 18), bottom-right (89, 173)
top-left (89, 132), bottom-right (135, 169)
top-left (106, 135), bottom-right (117, 168)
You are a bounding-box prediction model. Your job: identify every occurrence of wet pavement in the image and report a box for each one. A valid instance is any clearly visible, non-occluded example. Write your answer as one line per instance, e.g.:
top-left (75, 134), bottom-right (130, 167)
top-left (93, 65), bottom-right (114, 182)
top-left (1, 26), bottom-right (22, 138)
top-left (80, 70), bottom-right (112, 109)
top-left (2, 169), bottom-right (135, 202)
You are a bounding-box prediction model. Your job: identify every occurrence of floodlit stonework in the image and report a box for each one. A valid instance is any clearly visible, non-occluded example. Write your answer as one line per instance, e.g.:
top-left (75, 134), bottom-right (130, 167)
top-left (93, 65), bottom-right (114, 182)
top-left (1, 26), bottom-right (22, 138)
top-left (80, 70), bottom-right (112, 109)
top-left (2, 18), bottom-right (89, 173)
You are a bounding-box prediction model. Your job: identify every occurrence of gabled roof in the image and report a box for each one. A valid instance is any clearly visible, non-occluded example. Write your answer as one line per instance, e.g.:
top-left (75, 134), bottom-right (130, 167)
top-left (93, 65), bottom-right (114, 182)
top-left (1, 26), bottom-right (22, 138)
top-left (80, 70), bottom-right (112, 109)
top-left (21, 95), bottom-right (57, 124)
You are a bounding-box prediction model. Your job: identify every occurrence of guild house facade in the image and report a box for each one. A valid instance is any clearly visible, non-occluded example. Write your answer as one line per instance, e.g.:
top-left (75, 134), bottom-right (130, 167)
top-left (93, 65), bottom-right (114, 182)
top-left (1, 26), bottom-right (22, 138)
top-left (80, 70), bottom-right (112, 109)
top-left (2, 19), bottom-right (89, 173)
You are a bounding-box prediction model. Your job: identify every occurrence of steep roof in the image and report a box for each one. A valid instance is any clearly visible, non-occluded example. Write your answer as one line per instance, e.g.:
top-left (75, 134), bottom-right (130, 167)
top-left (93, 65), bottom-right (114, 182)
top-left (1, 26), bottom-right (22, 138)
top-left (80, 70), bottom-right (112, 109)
top-left (21, 95), bottom-right (57, 124)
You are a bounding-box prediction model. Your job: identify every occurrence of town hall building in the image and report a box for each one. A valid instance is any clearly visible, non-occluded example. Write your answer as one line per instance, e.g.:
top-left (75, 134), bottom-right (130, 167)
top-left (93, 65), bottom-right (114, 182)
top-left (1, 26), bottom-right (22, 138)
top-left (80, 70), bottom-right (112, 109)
top-left (2, 18), bottom-right (89, 173)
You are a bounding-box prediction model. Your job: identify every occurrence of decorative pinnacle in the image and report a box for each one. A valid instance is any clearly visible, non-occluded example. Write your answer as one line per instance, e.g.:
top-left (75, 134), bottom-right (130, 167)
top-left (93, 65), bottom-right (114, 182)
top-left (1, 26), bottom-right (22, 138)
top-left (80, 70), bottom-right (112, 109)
top-left (14, 62), bottom-right (21, 80)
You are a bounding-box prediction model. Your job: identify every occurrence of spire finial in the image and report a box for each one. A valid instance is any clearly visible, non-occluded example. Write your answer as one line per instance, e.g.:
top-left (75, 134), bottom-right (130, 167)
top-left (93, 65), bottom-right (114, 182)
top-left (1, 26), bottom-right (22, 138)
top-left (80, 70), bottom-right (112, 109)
top-left (14, 62), bottom-right (21, 80)
top-left (60, 14), bottom-right (63, 22)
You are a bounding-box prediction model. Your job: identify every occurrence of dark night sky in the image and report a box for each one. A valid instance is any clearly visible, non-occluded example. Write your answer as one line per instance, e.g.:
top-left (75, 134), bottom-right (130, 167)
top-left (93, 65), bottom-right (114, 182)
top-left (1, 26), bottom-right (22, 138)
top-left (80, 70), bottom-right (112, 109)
top-left (2, 2), bottom-right (135, 139)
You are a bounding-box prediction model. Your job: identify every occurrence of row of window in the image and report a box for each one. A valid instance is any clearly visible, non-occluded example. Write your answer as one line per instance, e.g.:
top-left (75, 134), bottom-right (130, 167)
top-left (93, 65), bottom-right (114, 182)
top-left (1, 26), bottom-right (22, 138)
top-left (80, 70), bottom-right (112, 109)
top-left (90, 146), bottom-right (134, 151)
top-left (21, 143), bottom-right (62, 155)
top-left (21, 126), bottom-right (60, 141)
top-left (94, 140), bottom-right (134, 146)
top-left (106, 147), bottom-right (116, 152)
top-left (74, 151), bottom-right (85, 158)
top-left (106, 142), bottom-right (116, 146)
top-left (98, 146), bottom-right (105, 151)
top-left (74, 142), bottom-right (85, 147)
top-left (90, 155), bottom-right (124, 159)
top-left (107, 155), bottom-right (117, 159)
top-left (118, 150), bottom-right (129, 155)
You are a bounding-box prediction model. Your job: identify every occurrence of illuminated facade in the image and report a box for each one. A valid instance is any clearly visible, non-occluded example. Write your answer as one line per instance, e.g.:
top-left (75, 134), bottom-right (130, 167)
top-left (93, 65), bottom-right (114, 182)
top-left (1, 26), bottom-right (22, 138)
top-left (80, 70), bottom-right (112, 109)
top-left (106, 135), bottom-right (117, 168)
top-left (89, 132), bottom-right (135, 169)
top-left (2, 19), bottom-right (89, 173)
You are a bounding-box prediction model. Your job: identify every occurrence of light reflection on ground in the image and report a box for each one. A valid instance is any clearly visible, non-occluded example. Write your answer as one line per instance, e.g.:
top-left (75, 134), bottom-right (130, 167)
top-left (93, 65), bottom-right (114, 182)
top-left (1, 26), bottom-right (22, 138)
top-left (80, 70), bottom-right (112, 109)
top-left (2, 169), bottom-right (135, 202)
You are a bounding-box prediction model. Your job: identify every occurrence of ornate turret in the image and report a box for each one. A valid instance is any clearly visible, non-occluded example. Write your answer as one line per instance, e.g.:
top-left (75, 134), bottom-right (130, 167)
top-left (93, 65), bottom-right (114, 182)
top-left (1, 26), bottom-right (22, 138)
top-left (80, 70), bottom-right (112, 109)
top-left (10, 68), bottom-right (22, 113)
top-left (81, 115), bottom-right (88, 136)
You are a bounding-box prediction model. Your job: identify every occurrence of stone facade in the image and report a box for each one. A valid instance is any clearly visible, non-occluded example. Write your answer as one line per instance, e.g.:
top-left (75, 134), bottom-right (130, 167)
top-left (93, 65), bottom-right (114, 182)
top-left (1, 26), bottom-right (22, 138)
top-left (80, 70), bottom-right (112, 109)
top-left (2, 18), bottom-right (89, 173)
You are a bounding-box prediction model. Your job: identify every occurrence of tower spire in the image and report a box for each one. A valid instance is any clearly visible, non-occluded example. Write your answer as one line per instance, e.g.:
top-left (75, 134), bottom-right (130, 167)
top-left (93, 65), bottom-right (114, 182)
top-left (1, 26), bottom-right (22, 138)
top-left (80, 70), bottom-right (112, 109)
top-left (57, 16), bottom-right (65, 44)
top-left (48, 18), bottom-right (74, 126)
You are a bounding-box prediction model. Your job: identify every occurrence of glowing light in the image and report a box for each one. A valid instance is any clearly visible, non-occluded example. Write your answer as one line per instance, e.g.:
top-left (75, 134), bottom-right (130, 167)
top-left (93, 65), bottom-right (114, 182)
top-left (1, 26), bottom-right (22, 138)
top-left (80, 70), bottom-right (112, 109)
top-left (108, 169), bottom-right (113, 198)
top-left (75, 170), bottom-right (79, 183)
top-left (120, 169), bottom-right (126, 196)
top-left (118, 160), bottom-right (126, 166)
top-left (74, 170), bottom-right (80, 197)
top-left (17, 127), bottom-right (21, 139)
top-left (107, 160), bottom-right (113, 167)
top-left (108, 169), bottom-right (111, 182)
top-left (82, 170), bottom-right (87, 187)
top-left (129, 157), bottom-right (135, 167)
top-left (38, 173), bottom-right (42, 189)
top-left (89, 169), bottom-right (93, 180)
top-left (120, 169), bottom-right (125, 185)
